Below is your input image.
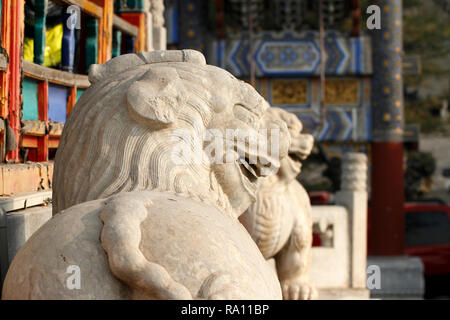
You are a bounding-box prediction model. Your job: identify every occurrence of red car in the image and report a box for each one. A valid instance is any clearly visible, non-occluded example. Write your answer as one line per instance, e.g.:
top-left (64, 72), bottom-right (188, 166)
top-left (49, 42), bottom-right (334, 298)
top-left (404, 203), bottom-right (450, 298)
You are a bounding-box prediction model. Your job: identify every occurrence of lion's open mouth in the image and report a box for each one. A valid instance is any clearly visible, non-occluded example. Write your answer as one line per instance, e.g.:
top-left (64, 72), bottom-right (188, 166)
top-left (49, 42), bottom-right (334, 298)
top-left (239, 156), bottom-right (259, 184)
top-left (287, 152), bottom-right (303, 173)
top-left (289, 153), bottom-right (303, 163)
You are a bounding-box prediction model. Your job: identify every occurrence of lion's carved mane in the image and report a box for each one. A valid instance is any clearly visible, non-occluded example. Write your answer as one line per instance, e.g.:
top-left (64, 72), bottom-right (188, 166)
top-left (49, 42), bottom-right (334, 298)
top-left (53, 50), bottom-right (240, 215)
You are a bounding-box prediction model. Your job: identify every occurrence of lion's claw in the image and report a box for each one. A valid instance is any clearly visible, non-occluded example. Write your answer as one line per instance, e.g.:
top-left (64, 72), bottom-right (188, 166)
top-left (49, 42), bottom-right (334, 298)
top-left (281, 280), bottom-right (318, 300)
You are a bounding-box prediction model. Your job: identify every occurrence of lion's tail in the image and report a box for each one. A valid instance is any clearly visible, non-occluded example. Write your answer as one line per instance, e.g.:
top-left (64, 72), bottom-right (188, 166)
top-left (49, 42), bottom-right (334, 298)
top-left (99, 193), bottom-right (192, 300)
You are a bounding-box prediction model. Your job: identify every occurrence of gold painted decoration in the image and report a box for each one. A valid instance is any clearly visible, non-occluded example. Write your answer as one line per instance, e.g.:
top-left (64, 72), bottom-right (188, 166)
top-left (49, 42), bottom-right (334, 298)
top-left (271, 80), bottom-right (308, 105)
top-left (325, 79), bottom-right (359, 105)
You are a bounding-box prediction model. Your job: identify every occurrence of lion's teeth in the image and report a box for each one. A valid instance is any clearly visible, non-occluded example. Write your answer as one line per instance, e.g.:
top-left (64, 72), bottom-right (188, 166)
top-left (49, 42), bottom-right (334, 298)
top-left (239, 157), bottom-right (258, 178)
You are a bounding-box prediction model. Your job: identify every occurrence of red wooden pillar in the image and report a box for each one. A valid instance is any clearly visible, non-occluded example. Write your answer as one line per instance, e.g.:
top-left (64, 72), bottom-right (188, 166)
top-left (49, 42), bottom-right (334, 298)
top-left (350, 0), bottom-right (360, 37)
top-left (6, 0), bottom-right (24, 162)
top-left (215, 0), bottom-right (225, 39)
top-left (93, 0), bottom-right (114, 63)
top-left (0, 0), bottom-right (12, 119)
top-left (37, 81), bottom-right (48, 162)
top-left (67, 86), bottom-right (77, 117)
top-left (370, 143), bottom-right (405, 254)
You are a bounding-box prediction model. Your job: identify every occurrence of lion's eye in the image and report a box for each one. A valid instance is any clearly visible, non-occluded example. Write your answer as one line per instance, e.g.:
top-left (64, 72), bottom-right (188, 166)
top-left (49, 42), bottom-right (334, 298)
top-left (233, 104), bottom-right (259, 128)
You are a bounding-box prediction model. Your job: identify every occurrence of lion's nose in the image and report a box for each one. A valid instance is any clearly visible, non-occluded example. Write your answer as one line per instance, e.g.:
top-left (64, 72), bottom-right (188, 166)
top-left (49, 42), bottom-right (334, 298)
top-left (289, 133), bottom-right (314, 159)
top-left (231, 117), bottom-right (289, 177)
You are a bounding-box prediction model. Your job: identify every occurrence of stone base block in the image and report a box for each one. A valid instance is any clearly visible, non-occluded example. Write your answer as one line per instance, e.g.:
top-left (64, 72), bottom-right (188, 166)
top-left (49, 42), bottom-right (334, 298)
top-left (318, 288), bottom-right (370, 300)
top-left (367, 256), bottom-right (425, 299)
top-left (1, 204), bottom-right (52, 291)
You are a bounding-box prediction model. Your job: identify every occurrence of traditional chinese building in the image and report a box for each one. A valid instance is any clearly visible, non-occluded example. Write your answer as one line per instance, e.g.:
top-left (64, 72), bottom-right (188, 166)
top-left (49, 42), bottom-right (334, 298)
top-left (166, 0), bottom-right (372, 152)
top-left (164, 0), bottom-right (407, 261)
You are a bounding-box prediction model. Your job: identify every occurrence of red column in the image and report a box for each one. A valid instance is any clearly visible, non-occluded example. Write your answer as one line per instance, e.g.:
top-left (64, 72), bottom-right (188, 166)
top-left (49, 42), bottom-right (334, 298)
top-left (120, 13), bottom-right (147, 52)
top-left (37, 81), bottom-right (49, 162)
top-left (350, 0), bottom-right (360, 37)
top-left (369, 142), bottom-right (405, 255)
top-left (92, 0), bottom-right (114, 63)
top-left (6, 0), bottom-right (24, 162)
top-left (1, 0), bottom-right (12, 119)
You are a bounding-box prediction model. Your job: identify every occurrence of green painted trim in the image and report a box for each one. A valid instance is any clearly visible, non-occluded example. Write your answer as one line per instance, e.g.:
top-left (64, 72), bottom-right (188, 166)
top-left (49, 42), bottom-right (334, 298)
top-left (85, 18), bottom-right (99, 74)
top-left (116, 0), bottom-right (145, 13)
top-left (112, 29), bottom-right (122, 58)
top-left (76, 88), bottom-right (85, 101)
top-left (22, 78), bottom-right (39, 121)
top-left (34, 0), bottom-right (48, 65)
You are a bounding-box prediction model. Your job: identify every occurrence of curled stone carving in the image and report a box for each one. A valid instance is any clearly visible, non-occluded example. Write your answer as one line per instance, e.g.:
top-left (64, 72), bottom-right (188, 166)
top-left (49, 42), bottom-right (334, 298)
top-left (151, 0), bottom-right (165, 27)
top-left (340, 152), bottom-right (368, 192)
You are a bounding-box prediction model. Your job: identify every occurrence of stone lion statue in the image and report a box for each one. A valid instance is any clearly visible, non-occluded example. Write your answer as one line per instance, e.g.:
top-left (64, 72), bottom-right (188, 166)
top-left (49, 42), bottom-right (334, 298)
top-left (239, 107), bottom-right (318, 300)
top-left (2, 50), bottom-right (291, 300)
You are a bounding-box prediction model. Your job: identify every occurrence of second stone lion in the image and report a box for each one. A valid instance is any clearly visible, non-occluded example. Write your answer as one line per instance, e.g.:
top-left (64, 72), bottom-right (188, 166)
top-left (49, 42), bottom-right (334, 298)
top-left (240, 107), bottom-right (318, 300)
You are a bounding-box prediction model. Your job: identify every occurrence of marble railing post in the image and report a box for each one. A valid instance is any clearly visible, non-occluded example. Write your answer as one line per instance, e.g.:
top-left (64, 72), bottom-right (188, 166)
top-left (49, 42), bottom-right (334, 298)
top-left (335, 152), bottom-right (368, 289)
top-left (150, 0), bottom-right (166, 50)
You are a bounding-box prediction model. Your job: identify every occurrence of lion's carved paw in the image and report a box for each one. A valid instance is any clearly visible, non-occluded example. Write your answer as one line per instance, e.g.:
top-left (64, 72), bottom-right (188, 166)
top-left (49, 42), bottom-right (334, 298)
top-left (281, 279), bottom-right (318, 300)
top-left (197, 272), bottom-right (242, 300)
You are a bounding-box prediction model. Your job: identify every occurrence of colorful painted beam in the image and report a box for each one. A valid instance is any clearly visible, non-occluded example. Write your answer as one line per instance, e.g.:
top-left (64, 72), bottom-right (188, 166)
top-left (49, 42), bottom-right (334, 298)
top-left (255, 76), bottom-right (372, 142)
top-left (116, 0), bottom-right (145, 12)
top-left (60, 0), bottom-right (103, 19)
top-left (23, 60), bottom-right (90, 88)
top-left (207, 32), bottom-right (372, 77)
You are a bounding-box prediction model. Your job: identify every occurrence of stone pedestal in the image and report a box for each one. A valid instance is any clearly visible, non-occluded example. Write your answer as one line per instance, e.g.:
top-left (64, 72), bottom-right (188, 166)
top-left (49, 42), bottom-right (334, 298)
top-left (0, 196), bottom-right (52, 291)
top-left (318, 288), bottom-right (370, 300)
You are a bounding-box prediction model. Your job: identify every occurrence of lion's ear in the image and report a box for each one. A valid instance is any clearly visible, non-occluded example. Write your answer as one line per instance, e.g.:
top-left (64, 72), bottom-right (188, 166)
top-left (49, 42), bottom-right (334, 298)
top-left (127, 67), bottom-right (186, 126)
top-left (88, 54), bottom-right (146, 84)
